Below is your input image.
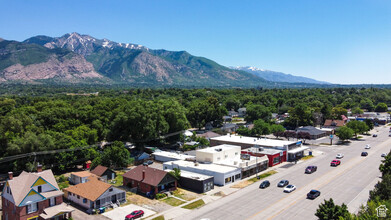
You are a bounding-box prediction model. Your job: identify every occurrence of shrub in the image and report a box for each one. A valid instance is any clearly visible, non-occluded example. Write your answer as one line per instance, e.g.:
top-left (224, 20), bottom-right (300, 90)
top-left (155, 193), bottom-right (167, 200)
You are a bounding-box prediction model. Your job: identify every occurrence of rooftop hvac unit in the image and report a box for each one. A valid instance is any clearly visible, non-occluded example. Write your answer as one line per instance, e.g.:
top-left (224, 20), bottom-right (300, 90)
top-left (259, 147), bottom-right (264, 152)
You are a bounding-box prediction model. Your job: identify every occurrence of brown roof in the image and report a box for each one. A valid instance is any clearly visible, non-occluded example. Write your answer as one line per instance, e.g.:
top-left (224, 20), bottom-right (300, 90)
top-left (90, 165), bottom-right (109, 177)
top-left (71, 171), bottom-right (94, 178)
top-left (64, 178), bottom-right (111, 201)
top-left (123, 165), bottom-right (171, 186)
top-left (324, 119), bottom-right (345, 127)
top-left (7, 170), bottom-right (60, 206)
top-left (197, 131), bottom-right (221, 139)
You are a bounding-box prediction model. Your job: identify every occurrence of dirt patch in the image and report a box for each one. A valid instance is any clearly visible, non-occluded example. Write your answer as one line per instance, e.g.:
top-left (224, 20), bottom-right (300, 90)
top-left (212, 191), bottom-right (226, 197)
top-left (123, 192), bottom-right (172, 213)
top-left (172, 188), bottom-right (199, 201)
top-left (230, 181), bottom-right (252, 188)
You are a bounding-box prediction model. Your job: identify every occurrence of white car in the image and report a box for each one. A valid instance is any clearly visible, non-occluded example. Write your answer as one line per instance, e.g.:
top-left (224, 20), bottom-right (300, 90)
top-left (365, 144), bottom-right (371, 149)
top-left (283, 184), bottom-right (296, 193)
top-left (336, 153), bottom-right (344, 159)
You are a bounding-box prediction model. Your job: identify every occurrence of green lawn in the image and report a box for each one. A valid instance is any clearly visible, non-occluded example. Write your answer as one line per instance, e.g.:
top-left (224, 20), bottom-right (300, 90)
top-left (162, 197), bottom-right (186, 206)
top-left (110, 171), bottom-right (124, 187)
top-left (248, 170), bottom-right (277, 183)
top-left (301, 155), bottom-right (314, 161)
top-left (182, 199), bottom-right (205, 209)
top-left (151, 215), bottom-right (165, 220)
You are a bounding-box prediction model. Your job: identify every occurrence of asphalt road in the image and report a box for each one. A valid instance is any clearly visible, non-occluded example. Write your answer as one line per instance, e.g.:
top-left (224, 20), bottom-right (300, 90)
top-left (178, 126), bottom-right (391, 220)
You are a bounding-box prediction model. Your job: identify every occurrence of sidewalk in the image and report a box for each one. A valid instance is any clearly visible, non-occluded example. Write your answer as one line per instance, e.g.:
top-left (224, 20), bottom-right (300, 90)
top-left (144, 160), bottom-right (307, 220)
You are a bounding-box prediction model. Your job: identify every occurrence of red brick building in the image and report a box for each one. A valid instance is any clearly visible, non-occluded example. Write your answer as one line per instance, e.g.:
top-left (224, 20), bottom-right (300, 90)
top-left (123, 165), bottom-right (177, 195)
top-left (242, 147), bottom-right (287, 167)
top-left (1, 165), bottom-right (74, 220)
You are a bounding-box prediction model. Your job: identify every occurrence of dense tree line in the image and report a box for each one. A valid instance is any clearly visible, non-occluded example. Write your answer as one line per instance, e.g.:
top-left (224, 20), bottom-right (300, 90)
top-left (0, 87), bottom-right (391, 173)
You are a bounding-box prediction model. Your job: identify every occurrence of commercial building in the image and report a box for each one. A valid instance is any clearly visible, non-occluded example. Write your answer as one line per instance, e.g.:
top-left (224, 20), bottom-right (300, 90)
top-left (166, 169), bottom-right (214, 193)
top-left (242, 147), bottom-right (286, 167)
top-left (296, 126), bottom-right (327, 139)
top-left (210, 135), bottom-right (308, 161)
top-left (152, 151), bottom-right (195, 162)
top-left (163, 160), bottom-right (241, 186)
top-left (196, 144), bottom-right (269, 178)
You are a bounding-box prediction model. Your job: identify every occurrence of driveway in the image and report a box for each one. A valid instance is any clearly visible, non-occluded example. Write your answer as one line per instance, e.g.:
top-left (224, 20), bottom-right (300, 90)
top-left (102, 204), bottom-right (156, 220)
top-left (69, 204), bottom-right (109, 220)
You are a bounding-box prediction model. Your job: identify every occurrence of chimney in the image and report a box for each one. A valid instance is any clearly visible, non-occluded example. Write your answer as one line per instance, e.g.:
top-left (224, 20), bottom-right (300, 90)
top-left (142, 170), bottom-right (145, 180)
top-left (37, 164), bottom-right (43, 173)
top-left (8, 172), bottom-right (13, 180)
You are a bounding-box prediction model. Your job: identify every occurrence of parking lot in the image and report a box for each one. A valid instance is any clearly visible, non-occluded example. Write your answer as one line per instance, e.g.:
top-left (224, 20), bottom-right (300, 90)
top-left (102, 204), bottom-right (156, 220)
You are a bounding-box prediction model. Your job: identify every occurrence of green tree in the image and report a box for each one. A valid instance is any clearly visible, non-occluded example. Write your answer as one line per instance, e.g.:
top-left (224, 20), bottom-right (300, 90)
top-left (363, 119), bottom-right (374, 130)
top-left (380, 153), bottom-right (391, 176)
top-left (375, 102), bottom-right (388, 112)
top-left (245, 104), bottom-right (271, 123)
top-left (360, 99), bottom-right (374, 111)
top-left (93, 141), bottom-right (131, 169)
top-left (369, 174), bottom-right (391, 201)
top-left (236, 126), bottom-right (252, 136)
top-left (169, 168), bottom-right (181, 180)
top-left (331, 107), bottom-right (348, 120)
top-left (251, 119), bottom-right (271, 136)
top-left (270, 124), bottom-right (286, 139)
top-left (284, 103), bottom-right (313, 128)
top-left (346, 121), bottom-right (369, 137)
top-left (335, 126), bottom-right (354, 142)
top-left (351, 107), bottom-right (363, 114)
top-left (315, 198), bottom-right (351, 220)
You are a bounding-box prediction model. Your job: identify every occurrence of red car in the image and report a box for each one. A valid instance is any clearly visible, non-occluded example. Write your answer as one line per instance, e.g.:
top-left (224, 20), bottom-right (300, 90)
top-left (125, 210), bottom-right (144, 220)
top-left (330, 160), bottom-right (341, 166)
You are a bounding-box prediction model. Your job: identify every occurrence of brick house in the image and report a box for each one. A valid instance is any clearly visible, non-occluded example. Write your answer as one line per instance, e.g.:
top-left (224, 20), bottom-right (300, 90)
top-left (1, 165), bottom-right (74, 220)
top-left (123, 165), bottom-right (177, 195)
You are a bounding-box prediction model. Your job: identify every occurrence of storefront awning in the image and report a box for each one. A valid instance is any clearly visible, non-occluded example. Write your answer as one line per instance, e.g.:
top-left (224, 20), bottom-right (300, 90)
top-left (288, 146), bottom-right (309, 154)
top-left (39, 203), bottom-right (74, 219)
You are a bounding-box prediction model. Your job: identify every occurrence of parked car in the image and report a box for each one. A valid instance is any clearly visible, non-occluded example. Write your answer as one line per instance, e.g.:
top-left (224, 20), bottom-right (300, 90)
top-left (365, 144), bottom-right (371, 149)
top-left (389, 133), bottom-right (391, 137)
top-left (336, 153), bottom-right (344, 159)
top-left (125, 210), bottom-right (144, 220)
top-left (361, 152), bottom-right (368, 157)
top-left (330, 160), bottom-right (341, 166)
top-left (277, 180), bottom-right (289, 187)
top-left (373, 134), bottom-right (378, 137)
top-left (305, 166), bottom-right (317, 174)
top-left (259, 180), bottom-right (270, 189)
top-left (143, 160), bottom-right (153, 166)
top-left (283, 185), bottom-right (296, 193)
top-left (307, 190), bottom-right (321, 199)
top-left (381, 153), bottom-right (387, 157)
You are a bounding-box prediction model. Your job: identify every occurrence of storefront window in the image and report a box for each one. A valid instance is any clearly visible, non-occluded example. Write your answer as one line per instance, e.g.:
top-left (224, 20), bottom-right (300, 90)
top-left (273, 157), bottom-right (280, 165)
top-left (225, 177), bottom-right (231, 183)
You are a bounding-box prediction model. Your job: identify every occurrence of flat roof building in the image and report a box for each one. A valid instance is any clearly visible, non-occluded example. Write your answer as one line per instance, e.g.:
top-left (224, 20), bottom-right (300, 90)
top-left (152, 151), bottom-right (196, 162)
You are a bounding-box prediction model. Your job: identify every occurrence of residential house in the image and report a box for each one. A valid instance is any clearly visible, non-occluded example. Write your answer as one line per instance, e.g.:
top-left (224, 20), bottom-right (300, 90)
top-left (228, 110), bottom-right (239, 117)
top-left (196, 131), bottom-right (221, 141)
top-left (221, 123), bottom-right (239, 133)
top-left (1, 165), bottom-right (74, 220)
top-left (64, 177), bottom-right (126, 212)
top-left (90, 165), bottom-right (116, 181)
top-left (323, 119), bottom-right (346, 129)
top-left (238, 108), bottom-right (246, 117)
top-left (69, 171), bottom-right (97, 185)
top-left (123, 165), bottom-right (177, 195)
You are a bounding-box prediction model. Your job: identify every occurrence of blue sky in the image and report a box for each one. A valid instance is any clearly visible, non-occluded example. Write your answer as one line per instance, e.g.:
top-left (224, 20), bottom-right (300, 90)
top-left (1, 0), bottom-right (391, 84)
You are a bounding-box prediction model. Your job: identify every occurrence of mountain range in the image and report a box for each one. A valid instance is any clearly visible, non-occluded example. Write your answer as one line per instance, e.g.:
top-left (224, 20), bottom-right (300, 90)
top-left (0, 33), bottom-right (328, 87)
top-left (231, 66), bottom-right (330, 84)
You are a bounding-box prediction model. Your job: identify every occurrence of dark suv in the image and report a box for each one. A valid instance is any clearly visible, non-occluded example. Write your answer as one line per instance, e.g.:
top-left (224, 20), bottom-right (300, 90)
top-left (361, 152), bottom-right (368, 157)
top-left (305, 166), bottom-right (317, 174)
top-left (307, 190), bottom-right (321, 199)
top-left (259, 180), bottom-right (270, 189)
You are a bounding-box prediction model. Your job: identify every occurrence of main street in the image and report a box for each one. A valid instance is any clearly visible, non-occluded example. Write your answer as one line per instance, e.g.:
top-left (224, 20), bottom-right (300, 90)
top-left (178, 126), bottom-right (391, 220)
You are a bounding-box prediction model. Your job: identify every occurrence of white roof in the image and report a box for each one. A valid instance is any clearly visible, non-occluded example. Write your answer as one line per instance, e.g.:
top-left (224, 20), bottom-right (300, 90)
top-left (164, 160), bottom-right (240, 173)
top-left (196, 144), bottom-right (240, 153)
top-left (320, 128), bottom-right (334, 131)
top-left (165, 169), bottom-right (212, 181)
top-left (211, 135), bottom-right (298, 147)
top-left (152, 151), bottom-right (195, 160)
top-left (288, 146), bottom-right (309, 154)
top-left (216, 155), bottom-right (269, 168)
